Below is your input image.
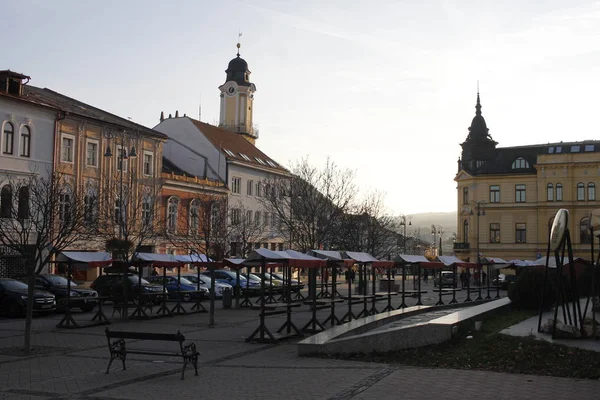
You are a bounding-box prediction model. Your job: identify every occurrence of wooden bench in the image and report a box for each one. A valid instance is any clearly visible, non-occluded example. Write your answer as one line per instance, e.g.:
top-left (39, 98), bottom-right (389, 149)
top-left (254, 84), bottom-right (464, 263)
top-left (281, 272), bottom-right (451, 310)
top-left (105, 328), bottom-right (199, 380)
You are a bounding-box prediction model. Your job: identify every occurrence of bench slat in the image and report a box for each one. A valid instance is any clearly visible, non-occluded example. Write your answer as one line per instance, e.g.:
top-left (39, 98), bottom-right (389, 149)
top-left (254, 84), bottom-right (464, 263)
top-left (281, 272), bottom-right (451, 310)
top-left (106, 330), bottom-right (184, 342)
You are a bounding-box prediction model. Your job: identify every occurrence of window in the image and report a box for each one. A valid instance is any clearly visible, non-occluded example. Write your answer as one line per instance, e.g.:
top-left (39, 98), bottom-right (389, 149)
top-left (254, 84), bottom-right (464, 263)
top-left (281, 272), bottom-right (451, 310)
top-left (116, 145), bottom-right (128, 172)
top-left (61, 134), bottom-right (74, 162)
top-left (0, 185), bottom-right (12, 218)
top-left (114, 198), bottom-right (123, 225)
top-left (571, 145), bottom-right (580, 152)
top-left (556, 146), bottom-right (562, 153)
top-left (223, 149), bottom-right (236, 157)
top-left (463, 220), bottom-right (469, 241)
top-left (489, 185), bottom-right (500, 203)
top-left (266, 160), bottom-right (277, 167)
top-left (254, 157), bottom-right (266, 165)
top-left (246, 210), bottom-right (253, 225)
top-left (189, 200), bottom-right (199, 232)
top-left (167, 197), bottom-right (179, 232)
top-left (59, 190), bottom-right (71, 224)
top-left (3, 122), bottom-right (14, 155)
top-left (17, 187), bottom-right (29, 220)
top-left (247, 180), bottom-right (254, 196)
top-left (585, 144), bottom-right (594, 152)
top-left (490, 223), bottom-right (500, 243)
top-left (577, 182), bottom-right (585, 201)
top-left (84, 192), bottom-right (97, 224)
top-left (515, 184), bottom-right (526, 203)
top-left (239, 153), bottom-right (251, 161)
top-left (547, 183), bottom-right (554, 201)
top-left (142, 198), bottom-right (152, 228)
top-left (556, 183), bottom-right (563, 201)
top-left (462, 187), bottom-right (468, 204)
top-left (548, 147), bottom-right (555, 154)
top-left (264, 212), bottom-right (270, 227)
top-left (254, 211), bottom-right (261, 226)
top-left (515, 223), bottom-right (526, 243)
top-left (588, 183), bottom-right (596, 201)
top-left (86, 140), bottom-right (98, 167)
top-left (255, 182), bottom-right (262, 198)
top-left (143, 152), bottom-right (154, 176)
top-left (20, 126), bottom-right (30, 157)
top-left (511, 157), bottom-right (529, 169)
top-left (581, 217), bottom-right (592, 244)
top-left (231, 208), bottom-right (241, 225)
top-left (231, 177), bottom-right (241, 194)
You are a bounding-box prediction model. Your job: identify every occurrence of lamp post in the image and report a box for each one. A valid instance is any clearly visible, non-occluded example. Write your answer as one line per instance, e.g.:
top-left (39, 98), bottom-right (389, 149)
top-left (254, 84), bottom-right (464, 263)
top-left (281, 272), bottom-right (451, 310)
top-left (399, 215), bottom-right (411, 254)
top-left (470, 200), bottom-right (486, 302)
top-left (103, 128), bottom-right (137, 243)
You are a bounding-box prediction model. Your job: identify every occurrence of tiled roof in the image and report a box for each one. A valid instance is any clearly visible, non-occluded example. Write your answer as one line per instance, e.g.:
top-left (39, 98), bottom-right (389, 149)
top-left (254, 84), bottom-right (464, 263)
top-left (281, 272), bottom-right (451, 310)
top-left (188, 118), bottom-right (287, 173)
top-left (475, 140), bottom-right (600, 175)
top-left (8, 85), bottom-right (167, 140)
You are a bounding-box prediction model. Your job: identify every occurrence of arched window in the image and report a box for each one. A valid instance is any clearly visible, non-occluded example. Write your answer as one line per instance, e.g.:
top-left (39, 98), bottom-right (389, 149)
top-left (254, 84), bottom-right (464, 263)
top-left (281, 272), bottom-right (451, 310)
top-left (20, 126), bottom-right (31, 157)
top-left (556, 183), bottom-right (563, 201)
top-left (511, 157), bottom-right (529, 169)
top-left (547, 183), bottom-right (553, 201)
top-left (0, 185), bottom-right (13, 218)
top-left (189, 199), bottom-right (199, 233)
top-left (463, 220), bottom-right (469, 242)
top-left (577, 182), bottom-right (585, 201)
top-left (3, 122), bottom-right (14, 155)
top-left (588, 183), bottom-right (596, 201)
top-left (17, 187), bottom-right (29, 220)
top-left (580, 217), bottom-right (592, 244)
top-left (167, 197), bottom-right (179, 232)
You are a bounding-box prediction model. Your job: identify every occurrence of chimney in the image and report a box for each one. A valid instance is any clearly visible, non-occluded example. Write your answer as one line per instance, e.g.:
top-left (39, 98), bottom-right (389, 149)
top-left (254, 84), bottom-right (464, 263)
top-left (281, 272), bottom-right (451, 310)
top-left (168, 113), bottom-right (172, 119)
top-left (175, 110), bottom-right (179, 118)
top-left (160, 111), bottom-right (164, 122)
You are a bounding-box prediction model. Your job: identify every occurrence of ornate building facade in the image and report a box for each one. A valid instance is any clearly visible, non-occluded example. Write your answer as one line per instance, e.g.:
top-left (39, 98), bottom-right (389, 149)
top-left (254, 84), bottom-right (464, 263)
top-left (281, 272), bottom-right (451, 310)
top-left (454, 94), bottom-right (599, 262)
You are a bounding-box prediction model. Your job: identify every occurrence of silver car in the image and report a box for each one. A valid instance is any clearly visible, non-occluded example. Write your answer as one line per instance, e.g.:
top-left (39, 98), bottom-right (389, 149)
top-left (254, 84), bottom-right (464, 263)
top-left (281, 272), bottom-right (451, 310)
top-left (181, 274), bottom-right (233, 298)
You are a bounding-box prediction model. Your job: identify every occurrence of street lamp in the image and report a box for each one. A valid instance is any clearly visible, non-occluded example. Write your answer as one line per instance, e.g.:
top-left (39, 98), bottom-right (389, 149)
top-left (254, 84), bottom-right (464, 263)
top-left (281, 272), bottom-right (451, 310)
top-left (431, 225), bottom-right (443, 257)
top-left (469, 200), bottom-right (486, 301)
top-left (399, 215), bottom-right (411, 254)
top-left (103, 128), bottom-right (138, 241)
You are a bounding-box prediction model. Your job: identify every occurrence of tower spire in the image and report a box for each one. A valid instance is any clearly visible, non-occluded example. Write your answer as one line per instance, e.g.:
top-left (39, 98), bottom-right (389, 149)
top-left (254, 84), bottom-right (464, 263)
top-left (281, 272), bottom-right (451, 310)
top-left (236, 32), bottom-right (242, 56)
top-left (475, 91), bottom-right (482, 116)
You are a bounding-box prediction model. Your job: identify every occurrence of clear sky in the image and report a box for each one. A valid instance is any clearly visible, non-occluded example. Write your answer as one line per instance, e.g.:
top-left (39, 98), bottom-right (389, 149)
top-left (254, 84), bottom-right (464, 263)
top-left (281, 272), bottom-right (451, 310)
top-left (5, 0), bottom-right (600, 215)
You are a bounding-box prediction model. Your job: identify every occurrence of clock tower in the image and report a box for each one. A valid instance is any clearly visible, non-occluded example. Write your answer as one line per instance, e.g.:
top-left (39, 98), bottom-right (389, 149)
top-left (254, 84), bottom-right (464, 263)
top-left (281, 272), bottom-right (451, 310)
top-left (218, 43), bottom-right (258, 145)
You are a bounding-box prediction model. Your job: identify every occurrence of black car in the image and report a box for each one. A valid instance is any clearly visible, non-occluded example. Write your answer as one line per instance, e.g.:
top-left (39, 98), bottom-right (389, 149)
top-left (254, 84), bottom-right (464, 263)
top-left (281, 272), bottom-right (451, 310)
top-left (0, 278), bottom-right (56, 317)
top-left (35, 274), bottom-right (98, 312)
top-left (90, 274), bottom-right (165, 303)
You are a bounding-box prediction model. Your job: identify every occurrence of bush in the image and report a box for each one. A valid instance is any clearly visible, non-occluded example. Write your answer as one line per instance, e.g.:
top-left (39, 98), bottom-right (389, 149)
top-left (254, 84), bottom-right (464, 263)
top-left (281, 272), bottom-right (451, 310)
top-left (508, 267), bottom-right (558, 310)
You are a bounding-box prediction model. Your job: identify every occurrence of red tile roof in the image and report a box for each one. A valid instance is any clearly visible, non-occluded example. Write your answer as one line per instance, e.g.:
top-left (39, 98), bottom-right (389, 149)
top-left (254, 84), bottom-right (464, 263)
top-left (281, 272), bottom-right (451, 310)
top-left (189, 118), bottom-right (287, 173)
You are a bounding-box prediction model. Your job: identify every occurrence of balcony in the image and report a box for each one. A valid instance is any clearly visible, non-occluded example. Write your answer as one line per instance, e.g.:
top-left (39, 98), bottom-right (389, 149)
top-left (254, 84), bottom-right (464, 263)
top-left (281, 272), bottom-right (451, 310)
top-left (453, 242), bottom-right (470, 251)
top-left (219, 123), bottom-right (259, 139)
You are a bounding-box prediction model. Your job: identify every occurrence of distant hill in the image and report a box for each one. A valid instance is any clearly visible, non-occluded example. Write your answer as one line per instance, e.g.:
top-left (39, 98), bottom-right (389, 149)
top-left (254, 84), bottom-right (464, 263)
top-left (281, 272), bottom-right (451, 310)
top-left (405, 212), bottom-right (457, 244)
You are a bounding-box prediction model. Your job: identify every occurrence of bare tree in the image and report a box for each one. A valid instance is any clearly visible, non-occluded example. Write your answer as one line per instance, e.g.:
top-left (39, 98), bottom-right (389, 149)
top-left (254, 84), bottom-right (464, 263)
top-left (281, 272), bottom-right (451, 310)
top-left (229, 201), bottom-right (269, 258)
top-left (0, 171), bottom-right (94, 353)
top-left (261, 157), bottom-right (356, 252)
top-left (334, 191), bottom-right (400, 258)
top-left (165, 194), bottom-right (231, 260)
top-left (96, 170), bottom-right (164, 263)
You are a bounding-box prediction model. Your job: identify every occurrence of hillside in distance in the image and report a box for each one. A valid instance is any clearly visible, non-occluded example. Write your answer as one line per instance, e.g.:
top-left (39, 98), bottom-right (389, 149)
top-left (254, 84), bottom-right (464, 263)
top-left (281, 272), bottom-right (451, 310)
top-left (405, 211), bottom-right (457, 243)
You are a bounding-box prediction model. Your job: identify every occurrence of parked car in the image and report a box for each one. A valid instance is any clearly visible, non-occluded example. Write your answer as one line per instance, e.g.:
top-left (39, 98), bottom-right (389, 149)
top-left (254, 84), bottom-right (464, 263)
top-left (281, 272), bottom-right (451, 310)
top-left (181, 274), bottom-right (232, 299)
top-left (433, 271), bottom-right (457, 288)
top-left (200, 270), bottom-right (261, 295)
top-left (270, 272), bottom-right (305, 292)
top-left (0, 278), bottom-right (56, 317)
top-left (34, 274), bottom-right (98, 312)
top-left (242, 273), bottom-right (280, 293)
top-left (90, 274), bottom-right (165, 304)
top-left (492, 274), bottom-right (518, 290)
top-left (146, 276), bottom-right (208, 301)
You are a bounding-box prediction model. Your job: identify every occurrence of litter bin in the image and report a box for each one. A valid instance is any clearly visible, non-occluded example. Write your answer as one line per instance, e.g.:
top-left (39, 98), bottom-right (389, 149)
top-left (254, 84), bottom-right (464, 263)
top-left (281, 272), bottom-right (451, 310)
top-left (222, 287), bottom-right (232, 308)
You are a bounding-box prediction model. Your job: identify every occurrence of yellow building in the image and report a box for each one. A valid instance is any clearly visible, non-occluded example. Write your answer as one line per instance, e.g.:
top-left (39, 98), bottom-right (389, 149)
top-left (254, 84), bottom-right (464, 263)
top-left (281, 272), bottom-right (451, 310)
top-left (454, 94), bottom-right (599, 262)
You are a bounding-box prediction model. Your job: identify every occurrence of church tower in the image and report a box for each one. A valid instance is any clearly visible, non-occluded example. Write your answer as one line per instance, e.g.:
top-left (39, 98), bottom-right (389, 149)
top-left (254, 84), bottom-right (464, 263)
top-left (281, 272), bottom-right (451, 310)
top-left (459, 93), bottom-right (497, 173)
top-left (218, 43), bottom-right (258, 145)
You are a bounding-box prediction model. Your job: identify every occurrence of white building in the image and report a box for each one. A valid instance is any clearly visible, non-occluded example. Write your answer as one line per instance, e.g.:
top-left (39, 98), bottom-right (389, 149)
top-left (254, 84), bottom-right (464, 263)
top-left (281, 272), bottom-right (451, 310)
top-left (154, 45), bottom-right (289, 255)
top-left (0, 70), bottom-right (55, 179)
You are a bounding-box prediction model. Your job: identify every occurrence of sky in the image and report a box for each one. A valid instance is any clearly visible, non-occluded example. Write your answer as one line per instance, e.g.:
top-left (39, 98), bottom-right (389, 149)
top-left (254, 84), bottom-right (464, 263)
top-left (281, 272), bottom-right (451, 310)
top-left (5, 0), bottom-right (600, 215)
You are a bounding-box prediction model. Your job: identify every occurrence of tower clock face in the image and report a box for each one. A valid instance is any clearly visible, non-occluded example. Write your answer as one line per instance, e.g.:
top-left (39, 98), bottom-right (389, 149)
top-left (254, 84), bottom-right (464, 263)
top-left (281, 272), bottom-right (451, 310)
top-left (225, 85), bottom-right (236, 96)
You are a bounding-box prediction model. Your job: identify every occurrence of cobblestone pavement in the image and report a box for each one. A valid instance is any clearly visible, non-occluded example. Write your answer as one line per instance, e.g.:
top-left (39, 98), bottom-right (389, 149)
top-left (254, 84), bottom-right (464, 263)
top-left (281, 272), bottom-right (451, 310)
top-left (0, 285), bottom-right (599, 400)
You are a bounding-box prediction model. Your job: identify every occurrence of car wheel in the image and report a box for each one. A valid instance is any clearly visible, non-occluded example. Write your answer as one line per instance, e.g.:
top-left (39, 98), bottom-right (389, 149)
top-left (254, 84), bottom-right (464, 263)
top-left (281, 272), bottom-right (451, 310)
top-left (8, 301), bottom-right (22, 318)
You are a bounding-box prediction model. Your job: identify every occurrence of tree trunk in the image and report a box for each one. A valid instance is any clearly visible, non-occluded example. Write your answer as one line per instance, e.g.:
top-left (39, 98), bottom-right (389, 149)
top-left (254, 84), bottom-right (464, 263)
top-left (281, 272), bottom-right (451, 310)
top-left (24, 270), bottom-right (35, 354)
